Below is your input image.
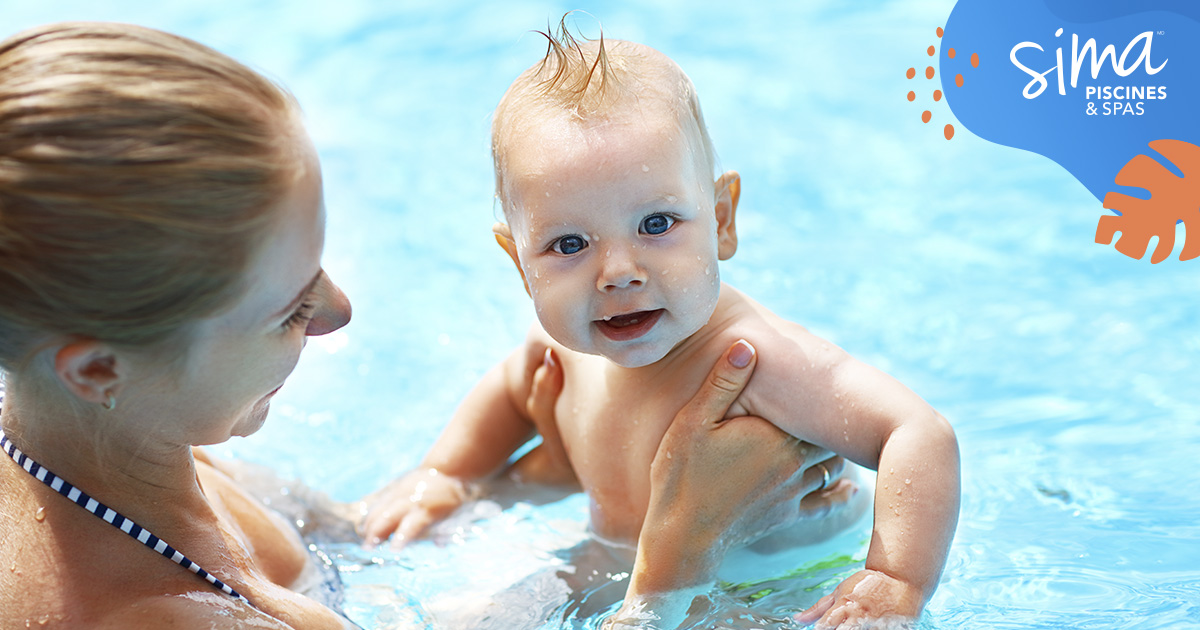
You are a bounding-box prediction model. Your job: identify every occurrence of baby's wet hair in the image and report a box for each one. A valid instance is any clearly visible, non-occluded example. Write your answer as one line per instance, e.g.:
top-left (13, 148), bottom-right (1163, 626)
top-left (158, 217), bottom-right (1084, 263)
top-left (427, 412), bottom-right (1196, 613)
top-left (491, 14), bottom-right (718, 218)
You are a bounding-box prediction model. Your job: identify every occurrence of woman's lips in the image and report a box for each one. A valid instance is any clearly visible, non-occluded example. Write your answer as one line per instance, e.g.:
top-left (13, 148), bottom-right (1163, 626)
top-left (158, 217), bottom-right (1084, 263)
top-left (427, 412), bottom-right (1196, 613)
top-left (594, 309), bottom-right (664, 341)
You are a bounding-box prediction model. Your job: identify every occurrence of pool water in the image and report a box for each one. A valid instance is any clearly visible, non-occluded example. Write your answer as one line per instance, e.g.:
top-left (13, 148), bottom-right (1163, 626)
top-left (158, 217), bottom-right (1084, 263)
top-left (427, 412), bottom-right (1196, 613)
top-left (8, 1), bottom-right (1199, 628)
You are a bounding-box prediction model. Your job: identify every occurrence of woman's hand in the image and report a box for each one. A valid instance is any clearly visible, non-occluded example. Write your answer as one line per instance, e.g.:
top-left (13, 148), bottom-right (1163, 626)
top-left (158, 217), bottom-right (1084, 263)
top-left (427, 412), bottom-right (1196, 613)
top-left (606, 340), bottom-right (855, 628)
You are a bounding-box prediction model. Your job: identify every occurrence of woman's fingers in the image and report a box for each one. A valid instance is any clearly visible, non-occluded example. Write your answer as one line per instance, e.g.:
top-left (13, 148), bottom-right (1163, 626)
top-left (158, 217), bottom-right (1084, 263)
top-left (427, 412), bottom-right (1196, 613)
top-left (799, 478), bottom-right (857, 520)
top-left (675, 339), bottom-right (757, 430)
top-left (525, 347), bottom-right (563, 423)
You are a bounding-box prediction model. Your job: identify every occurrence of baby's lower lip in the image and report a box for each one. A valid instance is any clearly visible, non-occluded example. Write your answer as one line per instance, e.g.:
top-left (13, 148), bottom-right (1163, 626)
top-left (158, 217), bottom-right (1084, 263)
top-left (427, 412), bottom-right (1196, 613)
top-left (594, 309), bottom-right (664, 341)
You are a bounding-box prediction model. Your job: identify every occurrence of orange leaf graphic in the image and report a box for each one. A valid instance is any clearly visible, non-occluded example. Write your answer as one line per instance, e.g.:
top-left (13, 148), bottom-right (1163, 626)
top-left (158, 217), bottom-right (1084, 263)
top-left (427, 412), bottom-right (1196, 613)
top-left (1096, 139), bottom-right (1200, 263)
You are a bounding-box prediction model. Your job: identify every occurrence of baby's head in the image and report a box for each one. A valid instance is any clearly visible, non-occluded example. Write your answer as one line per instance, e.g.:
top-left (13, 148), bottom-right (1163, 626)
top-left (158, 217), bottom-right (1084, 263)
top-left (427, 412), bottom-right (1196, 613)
top-left (492, 25), bottom-right (740, 368)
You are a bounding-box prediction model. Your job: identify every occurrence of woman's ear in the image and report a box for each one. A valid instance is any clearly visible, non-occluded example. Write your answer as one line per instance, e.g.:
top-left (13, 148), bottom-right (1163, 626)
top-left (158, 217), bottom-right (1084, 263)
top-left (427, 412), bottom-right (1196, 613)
top-left (714, 171), bottom-right (741, 261)
top-left (53, 340), bottom-right (124, 407)
top-left (493, 222), bottom-right (532, 298)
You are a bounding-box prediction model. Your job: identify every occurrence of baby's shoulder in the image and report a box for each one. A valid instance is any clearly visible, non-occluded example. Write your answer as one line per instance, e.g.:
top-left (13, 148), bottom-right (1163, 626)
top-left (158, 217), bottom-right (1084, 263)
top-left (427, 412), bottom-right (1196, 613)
top-left (716, 288), bottom-right (848, 370)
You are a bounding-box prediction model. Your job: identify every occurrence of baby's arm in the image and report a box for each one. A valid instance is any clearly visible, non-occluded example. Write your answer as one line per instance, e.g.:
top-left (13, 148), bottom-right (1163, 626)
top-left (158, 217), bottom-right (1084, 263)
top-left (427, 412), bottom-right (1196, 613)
top-left (745, 331), bottom-right (960, 625)
top-left (362, 339), bottom-right (545, 547)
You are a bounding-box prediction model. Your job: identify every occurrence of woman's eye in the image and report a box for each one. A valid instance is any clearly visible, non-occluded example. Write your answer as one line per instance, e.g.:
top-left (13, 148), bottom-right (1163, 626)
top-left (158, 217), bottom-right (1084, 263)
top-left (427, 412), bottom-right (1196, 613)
top-left (553, 235), bottom-right (588, 255)
top-left (641, 214), bottom-right (675, 235)
top-left (283, 301), bottom-right (316, 330)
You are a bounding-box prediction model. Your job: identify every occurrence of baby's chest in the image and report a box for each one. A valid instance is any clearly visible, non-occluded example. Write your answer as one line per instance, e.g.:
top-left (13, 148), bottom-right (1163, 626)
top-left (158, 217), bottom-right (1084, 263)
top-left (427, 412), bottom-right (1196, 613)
top-left (552, 360), bottom-right (703, 491)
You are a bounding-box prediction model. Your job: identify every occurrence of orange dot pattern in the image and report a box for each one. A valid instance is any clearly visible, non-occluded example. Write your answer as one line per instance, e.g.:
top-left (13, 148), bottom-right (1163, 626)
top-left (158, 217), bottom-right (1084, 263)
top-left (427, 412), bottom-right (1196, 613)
top-left (903, 25), bottom-right (976, 140)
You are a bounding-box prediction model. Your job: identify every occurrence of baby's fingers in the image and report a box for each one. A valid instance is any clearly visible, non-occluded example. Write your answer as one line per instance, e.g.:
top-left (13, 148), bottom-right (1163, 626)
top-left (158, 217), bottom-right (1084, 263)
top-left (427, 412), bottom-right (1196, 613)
top-left (361, 501), bottom-right (410, 549)
top-left (392, 508), bottom-right (438, 551)
top-left (796, 593), bottom-right (834, 625)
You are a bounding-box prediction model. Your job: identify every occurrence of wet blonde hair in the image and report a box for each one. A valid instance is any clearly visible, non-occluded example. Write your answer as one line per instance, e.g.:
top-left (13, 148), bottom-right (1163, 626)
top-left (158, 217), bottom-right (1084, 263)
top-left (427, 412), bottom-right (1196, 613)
top-left (0, 22), bottom-right (301, 370)
top-left (491, 18), bottom-right (717, 216)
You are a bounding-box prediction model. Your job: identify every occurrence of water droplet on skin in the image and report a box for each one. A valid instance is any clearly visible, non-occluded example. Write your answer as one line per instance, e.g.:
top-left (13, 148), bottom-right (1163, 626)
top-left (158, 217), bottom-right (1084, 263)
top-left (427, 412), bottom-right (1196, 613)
top-left (642, 164), bottom-right (650, 172)
top-left (34, 507), bottom-right (45, 523)
top-left (666, 195), bottom-right (677, 203)
top-left (704, 266), bottom-right (711, 275)
top-left (545, 191), bottom-right (551, 197)
top-left (661, 269), bottom-right (670, 275)
top-left (905, 478), bottom-right (912, 485)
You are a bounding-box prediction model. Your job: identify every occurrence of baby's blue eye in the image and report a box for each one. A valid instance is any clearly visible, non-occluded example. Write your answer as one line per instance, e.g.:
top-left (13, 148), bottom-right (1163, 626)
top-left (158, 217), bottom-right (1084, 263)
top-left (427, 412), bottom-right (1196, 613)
top-left (641, 214), bottom-right (675, 235)
top-left (554, 235), bottom-right (588, 255)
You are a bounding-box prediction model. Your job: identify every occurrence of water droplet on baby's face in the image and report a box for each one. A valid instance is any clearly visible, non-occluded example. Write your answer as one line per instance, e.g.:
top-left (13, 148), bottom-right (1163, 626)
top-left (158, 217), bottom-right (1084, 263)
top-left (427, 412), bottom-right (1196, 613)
top-left (642, 164), bottom-right (650, 172)
top-left (34, 507), bottom-right (45, 523)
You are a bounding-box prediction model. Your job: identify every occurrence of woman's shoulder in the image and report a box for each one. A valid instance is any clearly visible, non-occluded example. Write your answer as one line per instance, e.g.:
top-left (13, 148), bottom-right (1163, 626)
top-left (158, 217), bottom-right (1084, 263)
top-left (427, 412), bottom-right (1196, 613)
top-left (194, 457), bottom-right (309, 589)
top-left (98, 591), bottom-right (295, 630)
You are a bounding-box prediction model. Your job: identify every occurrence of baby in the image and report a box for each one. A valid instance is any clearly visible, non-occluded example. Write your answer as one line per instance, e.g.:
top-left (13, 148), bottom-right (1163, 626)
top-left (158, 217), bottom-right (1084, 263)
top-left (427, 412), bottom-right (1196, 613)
top-left (368, 26), bottom-right (960, 627)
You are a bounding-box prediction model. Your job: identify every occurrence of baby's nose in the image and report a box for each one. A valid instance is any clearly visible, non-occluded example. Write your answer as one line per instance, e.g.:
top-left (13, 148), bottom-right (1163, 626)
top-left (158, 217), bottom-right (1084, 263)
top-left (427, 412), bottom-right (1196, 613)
top-left (596, 247), bottom-right (647, 292)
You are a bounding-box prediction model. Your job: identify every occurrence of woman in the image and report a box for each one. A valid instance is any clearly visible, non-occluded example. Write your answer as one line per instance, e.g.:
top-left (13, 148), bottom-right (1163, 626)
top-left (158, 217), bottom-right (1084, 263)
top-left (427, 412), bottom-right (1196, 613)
top-left (0, 22), bottom-right (845, 629)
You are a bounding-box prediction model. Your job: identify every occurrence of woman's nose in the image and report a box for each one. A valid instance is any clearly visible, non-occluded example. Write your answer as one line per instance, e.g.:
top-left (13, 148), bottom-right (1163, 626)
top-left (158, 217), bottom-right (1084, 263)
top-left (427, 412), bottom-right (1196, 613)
top-left (306, 274), bottom-right (352, 336)
top-left (596, 246), bottom-right (647, 292)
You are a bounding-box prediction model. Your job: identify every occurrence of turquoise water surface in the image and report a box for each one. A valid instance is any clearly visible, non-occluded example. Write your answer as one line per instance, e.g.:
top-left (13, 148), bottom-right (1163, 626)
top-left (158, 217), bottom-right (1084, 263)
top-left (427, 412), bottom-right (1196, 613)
top-left (6, 1), bottom-right (1198, 628)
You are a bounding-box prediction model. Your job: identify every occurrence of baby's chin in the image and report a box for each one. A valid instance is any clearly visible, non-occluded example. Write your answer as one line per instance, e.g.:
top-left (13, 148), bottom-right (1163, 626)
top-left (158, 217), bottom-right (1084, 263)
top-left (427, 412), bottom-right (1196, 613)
top-left (561, 334), bottom-right (683, 369)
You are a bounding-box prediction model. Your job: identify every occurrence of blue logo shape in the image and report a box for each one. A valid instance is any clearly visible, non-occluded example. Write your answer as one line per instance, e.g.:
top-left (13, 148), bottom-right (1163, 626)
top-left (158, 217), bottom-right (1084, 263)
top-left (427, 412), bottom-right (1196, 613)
top-left (940, 0), bottom-right (1199, 203)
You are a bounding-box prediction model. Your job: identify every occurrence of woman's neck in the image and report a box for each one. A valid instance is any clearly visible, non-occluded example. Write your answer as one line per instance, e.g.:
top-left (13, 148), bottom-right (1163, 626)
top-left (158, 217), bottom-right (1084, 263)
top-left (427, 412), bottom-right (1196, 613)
top-left (1, 379), bottom-right (210, 524)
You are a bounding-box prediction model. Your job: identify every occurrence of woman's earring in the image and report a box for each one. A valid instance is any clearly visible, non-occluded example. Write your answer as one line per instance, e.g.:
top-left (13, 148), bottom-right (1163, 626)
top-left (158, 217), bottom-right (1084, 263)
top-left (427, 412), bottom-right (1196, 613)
top-left (102, 392), bottom-right (117, 411)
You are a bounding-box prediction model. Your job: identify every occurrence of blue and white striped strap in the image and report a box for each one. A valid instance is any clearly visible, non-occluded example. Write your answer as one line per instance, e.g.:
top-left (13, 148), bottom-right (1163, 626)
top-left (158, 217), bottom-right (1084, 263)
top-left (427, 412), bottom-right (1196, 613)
top-left (0, 428), bottom-right (252, 607)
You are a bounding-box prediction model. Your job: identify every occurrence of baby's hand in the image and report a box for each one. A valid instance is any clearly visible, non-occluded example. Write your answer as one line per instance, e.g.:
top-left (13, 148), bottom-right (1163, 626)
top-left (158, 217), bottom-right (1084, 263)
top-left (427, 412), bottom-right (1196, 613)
top-left (796, 569), bottom-right (923, 629)
top-left (360, 467), bottom-right (472, 549)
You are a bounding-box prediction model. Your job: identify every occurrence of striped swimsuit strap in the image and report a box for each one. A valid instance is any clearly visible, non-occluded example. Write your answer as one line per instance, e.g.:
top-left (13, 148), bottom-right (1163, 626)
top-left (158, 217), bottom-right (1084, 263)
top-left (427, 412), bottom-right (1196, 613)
top-left (0, 428), bottom-right (253, 607)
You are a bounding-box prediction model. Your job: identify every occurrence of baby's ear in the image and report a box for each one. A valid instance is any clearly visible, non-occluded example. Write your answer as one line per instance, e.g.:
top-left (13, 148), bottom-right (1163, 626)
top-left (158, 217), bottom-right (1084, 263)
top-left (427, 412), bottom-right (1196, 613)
top-left (714, 171), bottom-right (740, 260)
top-left (493, 222), bottom-right (532, 298)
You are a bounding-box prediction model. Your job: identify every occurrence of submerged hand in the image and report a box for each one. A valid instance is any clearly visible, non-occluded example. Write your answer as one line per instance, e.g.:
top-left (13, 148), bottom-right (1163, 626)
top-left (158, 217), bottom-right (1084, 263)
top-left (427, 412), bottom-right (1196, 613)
top-left (796, 569), bottom-right (923, 629)
top-left (360, 467), bottom-right (471, 549)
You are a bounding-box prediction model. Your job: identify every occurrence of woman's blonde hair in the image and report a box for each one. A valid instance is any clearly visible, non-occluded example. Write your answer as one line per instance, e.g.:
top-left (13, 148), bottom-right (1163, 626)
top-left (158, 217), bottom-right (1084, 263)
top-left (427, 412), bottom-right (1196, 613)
top-left (0, 22), bottom-right (300, 369)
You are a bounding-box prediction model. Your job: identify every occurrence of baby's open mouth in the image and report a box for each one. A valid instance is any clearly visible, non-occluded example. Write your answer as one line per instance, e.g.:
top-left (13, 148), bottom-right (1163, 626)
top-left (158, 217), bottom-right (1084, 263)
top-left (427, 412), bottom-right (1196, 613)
top-left (594, 309), bottom-right (664, 341)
